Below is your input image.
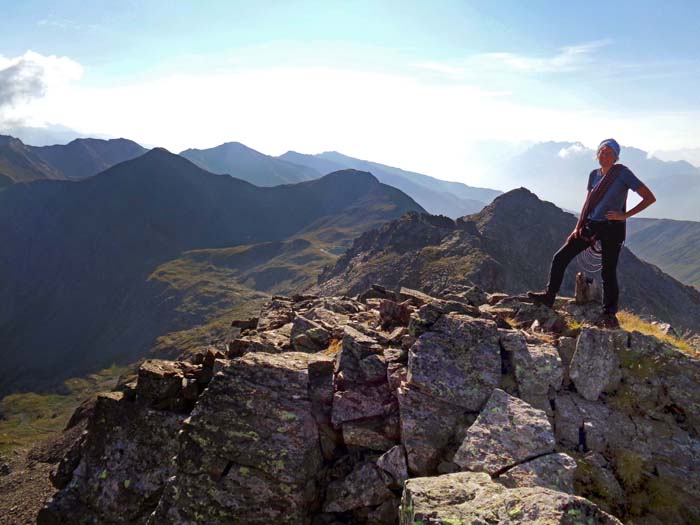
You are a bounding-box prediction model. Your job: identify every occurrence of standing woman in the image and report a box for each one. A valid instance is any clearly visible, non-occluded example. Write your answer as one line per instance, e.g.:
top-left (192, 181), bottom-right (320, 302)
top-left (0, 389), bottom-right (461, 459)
top-left (527, 138), bottom-right (657, 328)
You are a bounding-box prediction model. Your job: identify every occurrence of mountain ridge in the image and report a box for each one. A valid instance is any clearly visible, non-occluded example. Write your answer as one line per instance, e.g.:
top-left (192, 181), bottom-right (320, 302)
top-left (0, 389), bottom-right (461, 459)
top-left (0, 150), bottom-right (424, 395)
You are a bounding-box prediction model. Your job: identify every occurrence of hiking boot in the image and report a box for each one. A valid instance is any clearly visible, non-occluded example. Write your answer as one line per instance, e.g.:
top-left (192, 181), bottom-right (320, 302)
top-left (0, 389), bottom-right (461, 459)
top-left (526, 290), bottom-right (555, 308)
top-left (595, 312), bottom-right (620, 329)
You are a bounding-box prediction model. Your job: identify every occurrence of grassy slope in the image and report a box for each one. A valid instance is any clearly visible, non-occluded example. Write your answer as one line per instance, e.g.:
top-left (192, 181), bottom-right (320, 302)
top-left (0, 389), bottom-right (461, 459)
top-left (626, 218), bottom-right (700, 289)
top-left (0, 365), bottom-right (128, 454)
top-left (148, 233), bottom-right (339, 358)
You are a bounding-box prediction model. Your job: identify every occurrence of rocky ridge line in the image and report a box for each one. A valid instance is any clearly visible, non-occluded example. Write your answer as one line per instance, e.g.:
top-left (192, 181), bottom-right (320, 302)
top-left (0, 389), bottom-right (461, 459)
top-left (37, 283), bottom-right (700, 524)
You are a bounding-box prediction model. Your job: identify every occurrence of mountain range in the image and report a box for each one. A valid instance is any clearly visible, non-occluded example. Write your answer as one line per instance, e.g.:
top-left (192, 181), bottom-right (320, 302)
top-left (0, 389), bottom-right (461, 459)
top-left (0, 149), bottom-right (423, 395)
top-left (279, 150), bottom-right (502, 218)
top-left (180, 143), bottom-right (502, 218)
top-left (3, 134), bottom-right (700, 395)
top-left (0, 135), bottom-right (146, 182)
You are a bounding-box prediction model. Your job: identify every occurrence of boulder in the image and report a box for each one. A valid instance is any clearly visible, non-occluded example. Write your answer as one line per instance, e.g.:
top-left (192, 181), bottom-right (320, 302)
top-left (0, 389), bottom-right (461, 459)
top-left (323, 462), bottom-right (394, 513)
top-left (617, 331), bottom-right (700, 434)
top-left (257, 297), bottom-right (294, 331)
top-left (569, 328), bottom-right (623, 401)
top-left (407, 314), bottom-right (501, 410)
top-left (398, 287), bottom-right (435, 306)
top-left (367, 497), bottom-right (400, 525)
top-left (378, 299), bottom-right (411, 328)
top-left (397, 384), bottom-right (468, 476)
top-left (497, 452), bottom-right (577, 494)
top-left (453, 389), bottom-right (555, 475)
top-left (377, 445), bottom-right (409, 488)
top-left (514, 342), bottom-right (563, 413)
top-left (39, 392), bottom-right (185, 524)
top-left (400, 471), bottom-right (622, 525)
top-left (574, 452), bottom-right (627, 517)
top-left (512, 302), bottom-right (567, 333)
top-left (359, 284), bottom-right (399, 303)
top-left (149, 352), bottom-right (325, 524)
top-left (291, 315), bottom-right (331, 352)
top-left (135, 359), bottom-right (184, 407)
top-left (332, 383), bottom-right (397, 426)
top-left (342, 419), bottom-right (396, 451)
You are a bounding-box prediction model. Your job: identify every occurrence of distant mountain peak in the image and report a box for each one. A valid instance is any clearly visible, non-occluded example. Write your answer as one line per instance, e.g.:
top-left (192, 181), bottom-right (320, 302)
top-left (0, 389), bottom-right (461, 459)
top-left (148, 146), bottom-right (173, 154)
top-left (321, 168), bottom-right (378, 184)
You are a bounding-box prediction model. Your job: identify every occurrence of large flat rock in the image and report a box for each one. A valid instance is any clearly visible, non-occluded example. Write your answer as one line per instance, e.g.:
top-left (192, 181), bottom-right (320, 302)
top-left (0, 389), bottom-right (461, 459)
top-left (453, 389), bottom-right (555, 475)
top-left (149, 352), bottom-right (324, 525)
top-left (400, 471), bottom-right (622, 525)
top-left (407, 314), bottom-right (501, 410)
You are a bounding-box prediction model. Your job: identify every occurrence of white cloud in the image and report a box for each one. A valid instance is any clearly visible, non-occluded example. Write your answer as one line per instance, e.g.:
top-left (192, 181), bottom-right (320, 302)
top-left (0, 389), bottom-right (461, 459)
top-left (558, 143), bottom-right (588, 158)
top-left (413, 40), bottom-right (612, 77)
top-left (0, 51), bottom-right (83, 125)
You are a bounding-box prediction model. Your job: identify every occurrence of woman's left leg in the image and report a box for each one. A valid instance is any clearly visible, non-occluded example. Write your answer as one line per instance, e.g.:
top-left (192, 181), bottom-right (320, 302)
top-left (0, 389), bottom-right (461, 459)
top-left (599, 221), bottom-right (626, 315)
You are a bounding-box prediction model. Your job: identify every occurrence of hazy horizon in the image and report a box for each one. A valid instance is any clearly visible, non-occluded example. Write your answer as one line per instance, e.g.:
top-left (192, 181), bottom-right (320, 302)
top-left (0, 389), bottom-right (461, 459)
top-left (3, 0), bottom-right (700, 185)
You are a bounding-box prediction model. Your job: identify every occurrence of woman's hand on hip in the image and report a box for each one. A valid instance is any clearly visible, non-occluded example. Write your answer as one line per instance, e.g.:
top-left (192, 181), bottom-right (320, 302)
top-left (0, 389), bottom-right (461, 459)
top-left (605, 211), bottom-right (627, 221)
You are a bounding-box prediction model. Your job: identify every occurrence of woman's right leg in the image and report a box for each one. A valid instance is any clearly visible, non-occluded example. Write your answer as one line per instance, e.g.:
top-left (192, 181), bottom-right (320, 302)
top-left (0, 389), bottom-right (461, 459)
top-left (545, 237), bottom-right (590, 295)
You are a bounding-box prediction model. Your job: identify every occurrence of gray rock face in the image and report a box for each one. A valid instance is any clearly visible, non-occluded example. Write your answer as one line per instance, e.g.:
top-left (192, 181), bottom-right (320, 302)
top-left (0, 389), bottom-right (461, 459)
top-left (342, 419), bottom-right (396, 451)
top-left (619, 331), bottom-right (700, 434)
top-left (41, 293), bottom-right (700, 525)
top-left (397, 384), bottom-right (468, 476)
top-left (291, 315), bottom-right (331, 352)
top-left (332, 383), bottom-right (397, 426)
top-left (377, 445), bottom-right (409, 488)
top-left (407, 314), bottom-right (501, 410)
top-left (150, 352), bottom-right (324, 525)
top-left (574, 452), bottom-right (627, 517)
top-left (501, 331), bottom-right (563, 413)
top-left (257, 297), bottom-right (294, 331)
top-left (39, 392), bottom-right (185, 524)
top-left (497, 452), bottom-right (577, 494)
top-left (335, 325), bottom-right (385, 386)
top-left (400, 471), bottom-right (622, 525)
top-left (323, 462), bottom-right (393, 513)
top-left (453, 389), bottom-right (556, 475)
top-left (569, 328), bottom-right (623, 401)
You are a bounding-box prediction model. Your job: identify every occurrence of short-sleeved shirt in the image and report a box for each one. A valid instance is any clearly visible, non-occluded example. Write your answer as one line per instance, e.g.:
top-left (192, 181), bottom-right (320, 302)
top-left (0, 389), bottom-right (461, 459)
top-left (586, 164), bottom-right (643, 221)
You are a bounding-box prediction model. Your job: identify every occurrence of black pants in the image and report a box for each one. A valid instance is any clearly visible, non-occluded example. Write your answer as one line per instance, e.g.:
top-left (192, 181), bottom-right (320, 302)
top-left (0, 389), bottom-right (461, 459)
top-left (546, 220), bottom-right (626, 314)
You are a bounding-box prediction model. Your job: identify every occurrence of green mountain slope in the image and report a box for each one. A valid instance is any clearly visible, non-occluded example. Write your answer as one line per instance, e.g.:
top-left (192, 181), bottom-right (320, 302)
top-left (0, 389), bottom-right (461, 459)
top-left (626, 217), bottom-right (700, 289)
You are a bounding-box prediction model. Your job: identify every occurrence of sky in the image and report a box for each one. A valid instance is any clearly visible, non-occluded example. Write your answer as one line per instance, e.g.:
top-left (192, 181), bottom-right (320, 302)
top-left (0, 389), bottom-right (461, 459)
top-left (2, 0), bottom-right (700, 184)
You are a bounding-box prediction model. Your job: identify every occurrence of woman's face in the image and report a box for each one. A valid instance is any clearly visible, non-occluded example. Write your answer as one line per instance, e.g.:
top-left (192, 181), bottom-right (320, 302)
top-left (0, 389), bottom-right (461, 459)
top-left (597, 145), bottom-right (617, 167)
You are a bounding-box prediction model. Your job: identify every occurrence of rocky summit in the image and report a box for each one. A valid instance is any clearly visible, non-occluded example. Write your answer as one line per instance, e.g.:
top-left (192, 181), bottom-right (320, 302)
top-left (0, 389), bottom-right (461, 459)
top-left (38, 284), bottom-right (700, 524)
top-left (313, 189), bottom-right (700, 335)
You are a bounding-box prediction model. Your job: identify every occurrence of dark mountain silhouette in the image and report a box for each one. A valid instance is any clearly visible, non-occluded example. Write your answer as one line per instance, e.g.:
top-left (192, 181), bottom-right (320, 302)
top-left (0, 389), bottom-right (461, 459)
top-left (0, 135), bottom-right (147, 183)
top-left (0, 149), bottom-right (423, 395)
top-left (33, 138), bottom-right (147, 179)
top-left (280, 150), bottom-right (502, 218)
top-left (315, 188), bottom-right (700, 333)
top-left (0, 135), bottom-right (63, 182)
top-left (627, 217), bottom-right (700, 289)
top-left (179, 141), bottom-right (320, 186)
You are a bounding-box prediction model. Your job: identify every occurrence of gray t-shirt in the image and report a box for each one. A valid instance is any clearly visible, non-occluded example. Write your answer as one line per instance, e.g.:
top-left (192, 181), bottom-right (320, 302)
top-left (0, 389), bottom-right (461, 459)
top-left (586, 164), bottom-right (643, 221)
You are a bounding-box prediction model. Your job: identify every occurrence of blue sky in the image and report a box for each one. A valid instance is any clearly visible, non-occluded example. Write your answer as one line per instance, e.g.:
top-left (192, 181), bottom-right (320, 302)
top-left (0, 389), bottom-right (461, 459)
top-left (2, 0), bottom-right (700, 182)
